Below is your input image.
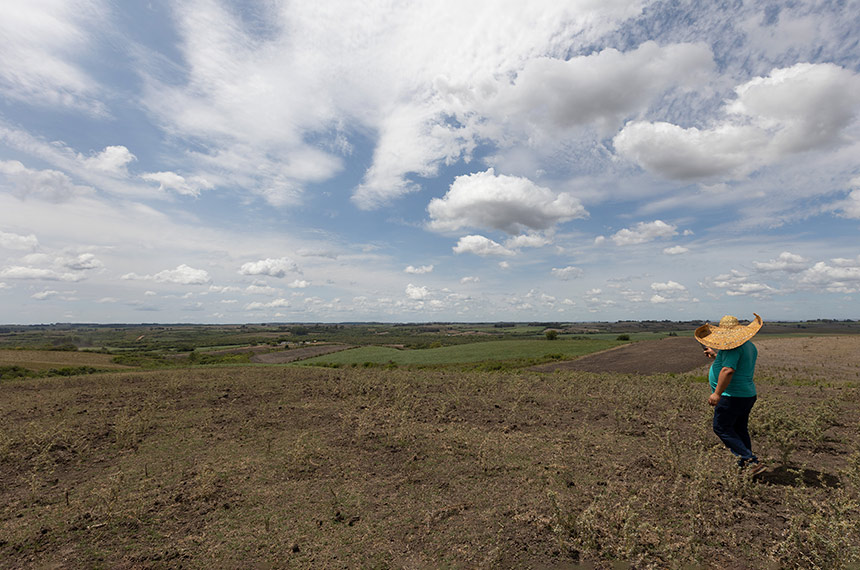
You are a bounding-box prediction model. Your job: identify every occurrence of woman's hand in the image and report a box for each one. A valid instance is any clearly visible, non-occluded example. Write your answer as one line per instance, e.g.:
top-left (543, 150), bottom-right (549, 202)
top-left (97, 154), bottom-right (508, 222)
top-left (703, 347), bottom-right (716, 359)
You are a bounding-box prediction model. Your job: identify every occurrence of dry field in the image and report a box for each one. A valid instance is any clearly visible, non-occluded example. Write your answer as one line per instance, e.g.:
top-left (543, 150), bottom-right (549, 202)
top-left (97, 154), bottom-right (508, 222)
top-left (1, 336), bottom-right (859, 569)
top-left (0, 350), bottom-right (132, 372)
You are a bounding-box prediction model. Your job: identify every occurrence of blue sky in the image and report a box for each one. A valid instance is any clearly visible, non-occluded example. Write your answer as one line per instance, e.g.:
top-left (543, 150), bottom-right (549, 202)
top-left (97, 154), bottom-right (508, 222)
top-left (1, 0), bottom-right (859, 324)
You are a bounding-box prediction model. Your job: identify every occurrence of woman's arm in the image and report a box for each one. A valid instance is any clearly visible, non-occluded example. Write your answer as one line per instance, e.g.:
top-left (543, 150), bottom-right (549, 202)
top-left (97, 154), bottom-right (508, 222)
top-left (708, 367), bottom-right (735, 406)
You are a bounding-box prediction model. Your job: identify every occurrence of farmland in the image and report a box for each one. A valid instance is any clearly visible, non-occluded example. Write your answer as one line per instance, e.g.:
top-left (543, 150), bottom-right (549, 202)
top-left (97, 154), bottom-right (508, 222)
top-left (1, 324), bottom-right (860, 568)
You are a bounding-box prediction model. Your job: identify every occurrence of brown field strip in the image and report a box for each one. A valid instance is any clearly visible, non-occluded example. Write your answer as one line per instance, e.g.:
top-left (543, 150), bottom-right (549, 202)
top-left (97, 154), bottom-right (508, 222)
top-left (0, 349), bottom-right (132, 371)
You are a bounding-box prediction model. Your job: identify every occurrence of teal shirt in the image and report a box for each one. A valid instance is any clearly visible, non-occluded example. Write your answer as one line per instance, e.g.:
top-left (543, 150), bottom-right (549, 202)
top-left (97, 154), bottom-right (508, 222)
top-left (708, 341), bottom-right (757, 397)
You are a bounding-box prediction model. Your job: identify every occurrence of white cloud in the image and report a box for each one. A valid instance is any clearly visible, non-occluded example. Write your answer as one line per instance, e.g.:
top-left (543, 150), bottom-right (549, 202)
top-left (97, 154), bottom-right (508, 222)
top-left (60, 253), bottom-right (103, 271)
top-left (452, 235), bottom-right (515, 257)
top-left (551, 266), bottom-right (584, 280)
top-left (0, 266), bottom-right (83, 281)
top-left (460, 276), bottom-right (480, 284)
top-left (611, 220), bottom-right (677, 245)
top-left (650, 294), bottom-right (668, 304)
top-left (405, 283), bottom-right (429, 300)
top-left (428, 169), bottom-right (586, 234)
top-left (239, 257), bottom-right (299, 278)
top-left (83, 146), bottom-right (136, 176)
top-left (663, 245), bottom-right (689, 255)
top-left (288, 279), bottom-right (310, 289)
top-left (0, 160), bottom-right (91, 202)
top-left (245, 298), bottom-right (290, 310)
top-left (651, 281), bottom-right (686, 292)
top-left (615, 63), bottom-right (860, 180)
top-left (0, 0), bottom-right (106, 113)
top-left (0, 230), bottom-right (38, 250)
top-left (798, 259), bottom-right (860, 293)
top-left (405, 264), bottom-right (434, 274)
top-left (753, 251), bottom-right (809, 273)
top-left (122, 264), bottom-right (211, 285)
top-left (706, 270), bottom-right (775, 298)
top-left (32, 290), bottom-right (59, 300)
top-left (141, 171), bottom-right (213, 197)
top-left (245, 283), bottom-right (280, 296)
top-left (505, 233), bottom-right (552, 249)
top-left (488, 41), bottom-right (713, 136)
top-left (835, 177), bottom-right (860, 219)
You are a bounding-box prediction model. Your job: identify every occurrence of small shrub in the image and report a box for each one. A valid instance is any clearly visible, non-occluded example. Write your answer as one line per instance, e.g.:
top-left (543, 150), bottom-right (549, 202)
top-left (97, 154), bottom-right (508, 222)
top-left (616, 334), bottom-right (631, 341)
top-left (0, 365), bottom-right (33, 381)
top-left (545, 330), bottom-right (558, 340)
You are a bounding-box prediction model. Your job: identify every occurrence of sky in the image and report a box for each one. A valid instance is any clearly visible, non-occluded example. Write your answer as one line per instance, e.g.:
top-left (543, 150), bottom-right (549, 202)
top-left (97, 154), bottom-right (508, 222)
top-left (1, 0), bottom-right (859, 325)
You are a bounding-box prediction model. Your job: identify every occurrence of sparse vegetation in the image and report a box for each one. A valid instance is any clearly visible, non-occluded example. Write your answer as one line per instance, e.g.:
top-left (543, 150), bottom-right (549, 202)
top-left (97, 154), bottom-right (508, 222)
top-left (1, 330), bottom-right (859, 568)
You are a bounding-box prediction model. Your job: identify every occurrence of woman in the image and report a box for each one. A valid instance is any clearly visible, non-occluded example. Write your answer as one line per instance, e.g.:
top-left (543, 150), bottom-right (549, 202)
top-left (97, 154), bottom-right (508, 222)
top-left (695, 314), bottom-right (766, 475)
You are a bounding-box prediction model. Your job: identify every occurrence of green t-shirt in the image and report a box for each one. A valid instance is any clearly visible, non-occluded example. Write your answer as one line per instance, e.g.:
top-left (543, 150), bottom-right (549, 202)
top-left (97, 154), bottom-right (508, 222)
top-left (708, 341), bottom-right (757, 397)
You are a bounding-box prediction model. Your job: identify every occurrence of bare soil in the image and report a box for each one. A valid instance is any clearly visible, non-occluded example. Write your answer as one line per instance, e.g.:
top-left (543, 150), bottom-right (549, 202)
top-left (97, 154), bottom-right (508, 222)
top-left (531, 336), bottom-right (706, 374)
top-left (1, 336), bottom-right (859, 569)
top-left (249, 343), bottom-right (352, 363)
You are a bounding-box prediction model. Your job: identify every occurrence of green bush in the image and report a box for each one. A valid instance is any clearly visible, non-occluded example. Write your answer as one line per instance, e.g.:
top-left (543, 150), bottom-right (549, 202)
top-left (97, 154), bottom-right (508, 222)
top-left (616, 334), bottom-right (631, 341)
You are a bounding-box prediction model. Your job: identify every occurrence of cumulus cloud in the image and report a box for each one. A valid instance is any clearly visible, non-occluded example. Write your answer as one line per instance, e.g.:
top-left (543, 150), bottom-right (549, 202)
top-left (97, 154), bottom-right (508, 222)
top-left (651, 281), bottom-right (686, 292)
top-left (0, 160), bottom-right (91, 202)
top-left (452, 235), bottom-right (515, 257)
top-left (405, 283), bottom-right (429, 300)
top-left (504, 233), bottom-right (552, 249)
top-left (428, 169), bottom-right (586, 234)
top-left (60, 253), bottom-right (103, 271)
top-left (239, 257), bottom-right (299, 278)
top-left (122, 264), bottom-right (211, 285)
top-left (705, 270), bottom-right (775, 297)
top-left (0, 230), bottom-right (38, 250)
top-left (405, 264), bottom-right (434, 274)
top-left (287, 279), bottom-right (310, 288)
top-left (141, 171), bottom-right (213, 197)
top-left (0, 266), bottom-right (83, 281)
top-left (245, 283), bottom-right (280, 296)
top-left (753, 251), bottom-right (809, 273)
top-left (245, 298), bottom-right (290, 310)
top-left (488, 41), bottom-right (713, 136)
top-left (835, 177), bottom-right (860, 219)
top-left (611, 220), bottom-right (677, 245)
top-left (83, 146), bottom-right (136, 176)
top-left (31, 290), bottom-right (59, 300)
top-left (663, 245), bottom-right (689, 255)
top-left (615, 63), bottom-right (860, 180)
top-left (798, 259), bottom-right (860, 293)
top-left (551, 266), bottom-right (584, 280)
top-left (460, 276), bottom-right (480, 284)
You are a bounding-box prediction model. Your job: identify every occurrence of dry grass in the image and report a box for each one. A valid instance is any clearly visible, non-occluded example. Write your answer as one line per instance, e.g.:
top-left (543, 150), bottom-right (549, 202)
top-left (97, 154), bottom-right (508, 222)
top-left (756, 336), bottom-right (860, 385)
top-left (1, 337), bottom-right (859, 569)
top-left (0, 350), bottom-right (131, 371)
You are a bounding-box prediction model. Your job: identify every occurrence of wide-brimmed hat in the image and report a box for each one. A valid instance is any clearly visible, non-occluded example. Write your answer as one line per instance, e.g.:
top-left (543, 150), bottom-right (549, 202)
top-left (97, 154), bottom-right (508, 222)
top-left (695, 313), bottom-right (762, 350)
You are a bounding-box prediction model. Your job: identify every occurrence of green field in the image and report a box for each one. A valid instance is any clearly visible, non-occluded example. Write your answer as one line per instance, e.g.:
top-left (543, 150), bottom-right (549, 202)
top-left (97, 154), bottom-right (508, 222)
top-left (298, 338), bottom-right (624, 367)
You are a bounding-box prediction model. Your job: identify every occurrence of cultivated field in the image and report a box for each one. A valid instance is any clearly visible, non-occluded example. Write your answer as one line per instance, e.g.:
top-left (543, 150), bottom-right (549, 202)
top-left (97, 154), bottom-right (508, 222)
top-left (0, 349), bottom-right (133, 371)
top-left (1, 336), bottom-right (859, 568)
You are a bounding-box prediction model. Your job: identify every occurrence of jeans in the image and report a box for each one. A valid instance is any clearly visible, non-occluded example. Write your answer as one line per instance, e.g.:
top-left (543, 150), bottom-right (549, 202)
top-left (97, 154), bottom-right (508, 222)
top-left (712, 395), bottom-right (758, 465)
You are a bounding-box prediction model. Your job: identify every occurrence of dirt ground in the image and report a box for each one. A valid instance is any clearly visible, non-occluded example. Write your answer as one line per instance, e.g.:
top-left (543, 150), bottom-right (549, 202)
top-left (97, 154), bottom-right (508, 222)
top-left (531, 335), bottom-right (708, 374)
top-left (2, 336), bottom-right (859, 569)
top-left (530, 334), bottom-right (860, 379)
top-left (249, 343), bottom-right (352, 363)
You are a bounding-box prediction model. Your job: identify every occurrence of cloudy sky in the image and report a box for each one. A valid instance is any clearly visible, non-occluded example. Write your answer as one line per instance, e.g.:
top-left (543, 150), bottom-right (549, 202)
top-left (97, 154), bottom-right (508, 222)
top-left (1, 0), bottom-right (859, 324)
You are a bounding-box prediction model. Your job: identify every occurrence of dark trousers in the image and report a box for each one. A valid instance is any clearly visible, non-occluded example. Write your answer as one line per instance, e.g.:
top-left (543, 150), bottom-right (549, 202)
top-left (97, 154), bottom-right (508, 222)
top-left (713, 395), bottom-right (758, 465)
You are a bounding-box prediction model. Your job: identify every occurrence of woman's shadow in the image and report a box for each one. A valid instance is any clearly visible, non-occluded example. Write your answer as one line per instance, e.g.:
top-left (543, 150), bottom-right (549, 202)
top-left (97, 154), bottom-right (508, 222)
top-left (756, 465), bottom-right (840, 487)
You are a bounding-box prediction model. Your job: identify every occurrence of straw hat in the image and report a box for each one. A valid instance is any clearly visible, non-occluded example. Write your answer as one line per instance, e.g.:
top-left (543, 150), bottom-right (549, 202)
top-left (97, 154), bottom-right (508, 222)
top-left (695, 313), bottom-right (763, 350)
